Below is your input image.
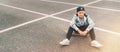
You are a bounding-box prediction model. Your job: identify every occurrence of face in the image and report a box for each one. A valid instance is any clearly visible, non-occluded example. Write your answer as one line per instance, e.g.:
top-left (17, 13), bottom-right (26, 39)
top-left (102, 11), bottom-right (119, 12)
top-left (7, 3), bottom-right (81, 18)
top-left (77, 11), bottom-right (85, 19)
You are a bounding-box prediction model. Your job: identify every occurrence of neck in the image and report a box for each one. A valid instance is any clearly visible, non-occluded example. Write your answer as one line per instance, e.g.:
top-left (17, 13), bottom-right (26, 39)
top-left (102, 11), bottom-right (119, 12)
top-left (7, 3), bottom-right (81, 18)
top-left (79, 16), bottom-right (84, 19)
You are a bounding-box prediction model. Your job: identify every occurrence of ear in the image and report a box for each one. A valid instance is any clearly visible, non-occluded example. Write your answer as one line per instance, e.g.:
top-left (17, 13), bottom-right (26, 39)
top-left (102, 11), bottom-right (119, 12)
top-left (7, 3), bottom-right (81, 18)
top-left (76, 12), bottom-right (78, 16)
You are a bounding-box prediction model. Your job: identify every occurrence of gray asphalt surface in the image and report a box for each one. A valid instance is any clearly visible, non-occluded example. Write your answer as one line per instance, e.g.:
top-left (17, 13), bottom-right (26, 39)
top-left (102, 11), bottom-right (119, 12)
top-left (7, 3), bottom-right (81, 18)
top-left (0, 0), bottom-right (120, 52)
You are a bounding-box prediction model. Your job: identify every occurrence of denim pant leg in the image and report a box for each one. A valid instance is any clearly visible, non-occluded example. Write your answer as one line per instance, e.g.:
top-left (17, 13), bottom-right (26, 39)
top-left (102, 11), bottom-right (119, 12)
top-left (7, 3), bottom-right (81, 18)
top-left (89, 28), bottom-right (96, 40)
top-left (66, 25), bottom-right (96, 40)
top-left (66, 26), bottom-right (75, 40)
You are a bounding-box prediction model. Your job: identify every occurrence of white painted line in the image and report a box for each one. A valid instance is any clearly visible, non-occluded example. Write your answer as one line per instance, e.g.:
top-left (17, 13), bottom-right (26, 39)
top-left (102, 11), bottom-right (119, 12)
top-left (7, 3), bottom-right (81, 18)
top-left (0, 0), bottom-right (119, 36)
top-left (83, 0), bottom-right (102, 6)
top-left (0, 2), bottom-right (77, 33)
top-left (50, 16), bottom-right (70, 22)
top-left (95, 27), bottom-right (120, 35)
top-left (0, 16), bottom-right (48, 33)
top-left (41, 0), bottom-right (79, 6)
top-left (50, 16), bottom-right (120, 35)
top-left (106, 0), bottom-right (120, 3)
top-left (0, 3), bottom-right (48, 16)
top-left (50, 0), bottom-right (101, 15)
top-left (0, 0), bottom-right (102, 17)
top-left (41, 0), bottom-right (120, 12)
top-left (51, 7), bottom-right (77, 16)
top-left (41, 0), bottom-right (102, 6)
top-left (87, 6), bottom-right (120, 12)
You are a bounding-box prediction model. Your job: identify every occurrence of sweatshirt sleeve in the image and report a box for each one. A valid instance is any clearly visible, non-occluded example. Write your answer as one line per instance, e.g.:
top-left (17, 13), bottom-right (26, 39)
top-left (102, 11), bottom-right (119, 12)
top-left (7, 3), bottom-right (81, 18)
top-left (86, 15), bottom-right (95, 31)
top-left (70, 15), bottom-right (79, 31)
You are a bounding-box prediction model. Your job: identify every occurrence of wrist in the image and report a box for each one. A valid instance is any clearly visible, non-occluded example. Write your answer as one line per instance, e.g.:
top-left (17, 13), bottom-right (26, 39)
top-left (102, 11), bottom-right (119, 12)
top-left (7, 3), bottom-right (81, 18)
top-left (77, 29), bottom-right (81, 33)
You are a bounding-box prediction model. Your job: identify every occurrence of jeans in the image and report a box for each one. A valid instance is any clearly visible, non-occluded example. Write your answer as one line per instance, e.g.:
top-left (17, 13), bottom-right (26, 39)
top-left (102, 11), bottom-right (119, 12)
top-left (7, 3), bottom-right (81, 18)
top-left (66, 25), bottom-right (95, 40)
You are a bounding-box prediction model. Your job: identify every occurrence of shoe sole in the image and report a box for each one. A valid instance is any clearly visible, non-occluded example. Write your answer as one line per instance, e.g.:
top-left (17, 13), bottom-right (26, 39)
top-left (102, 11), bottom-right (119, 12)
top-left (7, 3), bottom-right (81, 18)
top-left (91, 45), bottom-right (102, 48)
top-left (59, 42), bottom-right (69, 46)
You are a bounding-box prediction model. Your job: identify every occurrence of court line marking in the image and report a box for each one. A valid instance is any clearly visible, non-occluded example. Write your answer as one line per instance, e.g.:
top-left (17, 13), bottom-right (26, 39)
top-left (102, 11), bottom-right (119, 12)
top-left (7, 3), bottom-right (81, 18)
top-left (0, 3), bottom-right (48, 16)
top-left (50, 16), bottom-right (120, 35)
top-left (87, 6), bottom-right (120, 12)
top-left (41, 0), bottom-right (120, 12)
top-left (0, 16), bottom-right (48, 33)
top-left (106, 0), bottom-right (120, 3)
top-left (51, 0), bottom-right (102, 15)
top-left (0, 0), bottom-right (101, 33)
top-left (0, 0), bottom-right (120, 36)
top-left (83, 0), bottom-right (102, 6)
top-left (41, 0), bottom-right (102, 6)
top-left (41, 0), bottom-right (79, 6)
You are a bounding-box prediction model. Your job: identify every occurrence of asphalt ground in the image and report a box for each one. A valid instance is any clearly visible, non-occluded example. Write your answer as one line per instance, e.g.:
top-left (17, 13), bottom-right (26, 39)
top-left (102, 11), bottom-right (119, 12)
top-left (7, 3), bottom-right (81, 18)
top-left (0, 0), bottom-right (120, 52)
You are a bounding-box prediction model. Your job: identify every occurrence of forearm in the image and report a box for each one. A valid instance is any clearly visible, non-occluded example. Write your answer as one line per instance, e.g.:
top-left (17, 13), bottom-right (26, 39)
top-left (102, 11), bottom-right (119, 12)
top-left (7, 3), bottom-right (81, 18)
top-left (77, 29), bottom-right (82, 33)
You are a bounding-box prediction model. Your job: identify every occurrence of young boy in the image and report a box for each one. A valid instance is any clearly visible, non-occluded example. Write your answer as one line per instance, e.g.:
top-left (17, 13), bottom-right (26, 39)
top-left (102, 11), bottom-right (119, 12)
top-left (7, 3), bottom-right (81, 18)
top-left (59, 6), bottom-right (102, 48)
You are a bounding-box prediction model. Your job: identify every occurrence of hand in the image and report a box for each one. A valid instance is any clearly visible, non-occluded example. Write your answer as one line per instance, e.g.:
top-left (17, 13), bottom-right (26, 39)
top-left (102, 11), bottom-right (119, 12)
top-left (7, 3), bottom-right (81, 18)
top-left (82, 30), bottom-right (88, 36)
top-left (77, 30), bottom-right (88, 36)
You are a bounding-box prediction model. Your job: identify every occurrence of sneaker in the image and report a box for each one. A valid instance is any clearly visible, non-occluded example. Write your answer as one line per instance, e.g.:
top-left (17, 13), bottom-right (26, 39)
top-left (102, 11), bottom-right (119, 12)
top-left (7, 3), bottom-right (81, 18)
top-left (59, 39), bottom-right (70, 45)
top-left (91, 40), bottom-right (102, 48)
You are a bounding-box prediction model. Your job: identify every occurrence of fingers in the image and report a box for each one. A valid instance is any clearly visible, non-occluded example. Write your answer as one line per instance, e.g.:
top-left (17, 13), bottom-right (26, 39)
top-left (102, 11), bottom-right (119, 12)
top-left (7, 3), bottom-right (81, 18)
top-left (79, 31), bottom-right (87, 36)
